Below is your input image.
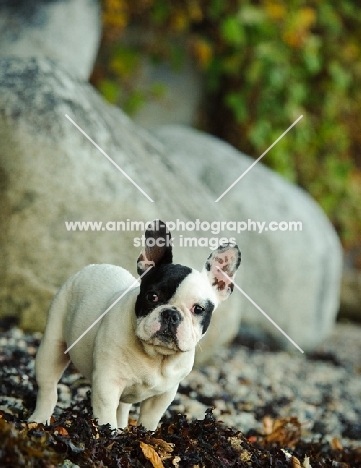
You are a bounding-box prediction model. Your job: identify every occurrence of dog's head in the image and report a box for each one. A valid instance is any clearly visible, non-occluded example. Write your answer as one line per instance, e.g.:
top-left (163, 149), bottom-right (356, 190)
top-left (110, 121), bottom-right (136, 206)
top-left (135, 220), bottom-right (241, 354)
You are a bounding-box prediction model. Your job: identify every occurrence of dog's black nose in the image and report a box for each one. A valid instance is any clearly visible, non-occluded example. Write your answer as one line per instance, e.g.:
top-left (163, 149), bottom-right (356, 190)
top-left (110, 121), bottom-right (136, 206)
top-left (161, 308), bottom-right (181, 327)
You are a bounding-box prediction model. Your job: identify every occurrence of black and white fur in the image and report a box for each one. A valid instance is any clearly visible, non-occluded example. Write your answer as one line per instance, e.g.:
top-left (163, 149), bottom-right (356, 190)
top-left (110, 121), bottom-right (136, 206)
top-left (29, 220), bottom-right (241, 431)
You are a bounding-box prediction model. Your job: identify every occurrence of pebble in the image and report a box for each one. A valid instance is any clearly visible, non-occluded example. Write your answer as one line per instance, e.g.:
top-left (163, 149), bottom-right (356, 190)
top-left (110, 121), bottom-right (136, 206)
top-left (0, 324), bottom-right (360, 446)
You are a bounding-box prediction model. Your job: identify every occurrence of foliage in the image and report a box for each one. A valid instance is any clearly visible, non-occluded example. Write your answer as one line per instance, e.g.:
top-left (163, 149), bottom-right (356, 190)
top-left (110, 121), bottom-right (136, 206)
top-left (92, 0), bottom-right (361, 247)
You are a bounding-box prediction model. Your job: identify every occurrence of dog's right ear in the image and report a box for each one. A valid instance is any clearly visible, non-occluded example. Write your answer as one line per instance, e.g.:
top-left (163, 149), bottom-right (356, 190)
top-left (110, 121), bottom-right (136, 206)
top-left (137, 220), bottom-right (173, 275)
top-left (202, 242), bottom-right (241, 302)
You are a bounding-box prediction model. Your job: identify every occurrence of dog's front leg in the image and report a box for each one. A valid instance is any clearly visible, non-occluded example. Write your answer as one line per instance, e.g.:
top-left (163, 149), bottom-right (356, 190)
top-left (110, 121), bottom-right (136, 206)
top-left (116, 402), bottom-right (132, 429)
top-left (92, 371), bottom-right (125, 429)
top-left (138, 385), bottom-right (178, 431)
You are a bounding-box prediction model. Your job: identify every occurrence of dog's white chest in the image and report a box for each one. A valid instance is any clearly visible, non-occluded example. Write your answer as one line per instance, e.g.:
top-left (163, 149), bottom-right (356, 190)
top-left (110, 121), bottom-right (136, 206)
top-left (120, 380), bottom-right (169, 404)
top-left (119, 355), bottom-right (191, 404)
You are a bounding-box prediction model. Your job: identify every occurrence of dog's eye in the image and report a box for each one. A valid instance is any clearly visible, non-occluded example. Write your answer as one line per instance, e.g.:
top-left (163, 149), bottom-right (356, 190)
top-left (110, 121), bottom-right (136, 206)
top-left (146, 292), bottom-right (159, 302)
top-left (192, 304), bottom-right (204, 315)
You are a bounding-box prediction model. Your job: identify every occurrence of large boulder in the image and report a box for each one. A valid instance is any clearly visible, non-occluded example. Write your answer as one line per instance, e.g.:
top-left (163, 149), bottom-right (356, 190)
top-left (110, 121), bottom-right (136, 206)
top-left (0, 58), bottom-right (343, 358)
top-left (0, 57), bottom-right (240, 364)
top-left (155, 125), bottom-right (343, 351)
top-left (0, 0), bottom-right (100, 80)
top-left (0, 0), bottom-right (343, 359)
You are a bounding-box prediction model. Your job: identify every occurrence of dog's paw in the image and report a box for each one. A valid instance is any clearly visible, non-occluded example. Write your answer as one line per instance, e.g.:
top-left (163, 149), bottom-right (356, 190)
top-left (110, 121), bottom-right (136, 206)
top-left (27, 412), bottom-right (50, 425)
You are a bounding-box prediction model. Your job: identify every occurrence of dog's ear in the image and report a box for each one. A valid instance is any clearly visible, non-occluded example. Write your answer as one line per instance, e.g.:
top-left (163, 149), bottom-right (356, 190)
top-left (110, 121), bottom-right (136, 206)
top-left (203, 243), bottom-right (241, 302)
top-left (137, 220), bottom-right (173, 275)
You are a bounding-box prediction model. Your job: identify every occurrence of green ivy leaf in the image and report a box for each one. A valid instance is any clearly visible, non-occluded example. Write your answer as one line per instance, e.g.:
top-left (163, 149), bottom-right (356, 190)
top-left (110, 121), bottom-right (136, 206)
top-left (220, 16), bottom-right (245, 46)
top-left (151, 0), bottom-right (171, 25)
top-left (124, 90), bottom-right (146, 115)
top-left (329, 61), bottom-right (352, 90)
top-left (110, 46), bottom-right (140, 78)
top-left (208, 0), bottom-right (225, 20)
top-left (150, 82), bottom-right (167, 98)
top-left (238, 5), bottom-right (266, 25)
top-left (98, 79), bottom-right (120, 104)
top-left (224, 92), bottom-right (247, 122)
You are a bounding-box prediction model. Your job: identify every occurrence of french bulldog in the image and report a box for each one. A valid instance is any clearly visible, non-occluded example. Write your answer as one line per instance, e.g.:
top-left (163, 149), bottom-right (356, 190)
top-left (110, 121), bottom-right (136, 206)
top-left (29, 220), bottom-right (241, 431)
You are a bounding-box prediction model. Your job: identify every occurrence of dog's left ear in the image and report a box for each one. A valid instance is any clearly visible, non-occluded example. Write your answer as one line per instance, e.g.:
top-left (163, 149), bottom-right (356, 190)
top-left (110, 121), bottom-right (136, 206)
top-left (203, 243), bottom-right (241, 302)
top-left (137, 220), bottom-right (173, 275)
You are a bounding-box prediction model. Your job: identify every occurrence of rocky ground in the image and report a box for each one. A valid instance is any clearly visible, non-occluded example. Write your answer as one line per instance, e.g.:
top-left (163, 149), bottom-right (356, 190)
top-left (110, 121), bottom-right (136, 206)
top-left (1, 322), bottom-right (360, 467)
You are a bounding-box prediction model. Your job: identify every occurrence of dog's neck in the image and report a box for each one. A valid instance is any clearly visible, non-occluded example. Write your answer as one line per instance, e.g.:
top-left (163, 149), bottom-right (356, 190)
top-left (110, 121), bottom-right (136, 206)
top-left (140, 340), bottom-right (195, 380)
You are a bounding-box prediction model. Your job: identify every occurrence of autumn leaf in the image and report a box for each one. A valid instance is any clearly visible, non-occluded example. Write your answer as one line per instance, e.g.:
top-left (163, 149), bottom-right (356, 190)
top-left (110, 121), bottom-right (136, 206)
top-left (264, 0), bottom-right (286, 20)
top-left (292, 455), bottom-right (302, 467)
top-left (263, 417), bottom-right (302, 448)
top-left (27, 422), bottom-right (39, 430)
top-left (140, 441), bottom-right (165, 468)
top-left (192, 38), bottom-right (213, 68)
top-left (150, 437), bottom-right (174, 459)
top-left (331, 437), bottom-right (343, 450)
top-left (53, 426), bottom-right (69, 437)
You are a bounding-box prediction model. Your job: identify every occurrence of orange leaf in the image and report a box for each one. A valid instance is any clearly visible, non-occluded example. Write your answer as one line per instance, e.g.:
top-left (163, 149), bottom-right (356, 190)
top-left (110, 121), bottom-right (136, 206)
top-left (54, 426), bottom-right (69, 437)
top-left (150, 437), bottom-right (174, 458)
top-left (264, 417), bottom-right (302, 448)
top-left (150, 438), bottom-right (174, 449)
top-left (292, 456), bottom-right (302, 467)
top-left (331, 437), bottom-right (343, 450)
top-left (27, 422), bottom-right (39, 429)
top-left (140, 441), bottom-right (165, 468)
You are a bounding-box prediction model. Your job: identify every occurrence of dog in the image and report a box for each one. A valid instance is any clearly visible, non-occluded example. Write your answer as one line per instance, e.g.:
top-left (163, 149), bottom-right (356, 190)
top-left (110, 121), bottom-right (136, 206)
top-left (29, 220), bottom-right (241, 431)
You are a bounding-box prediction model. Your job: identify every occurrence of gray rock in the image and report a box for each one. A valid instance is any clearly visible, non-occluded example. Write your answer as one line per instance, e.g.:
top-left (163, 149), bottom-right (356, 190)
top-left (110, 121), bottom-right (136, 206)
top-left (0, 57), bottom-right (239, 364)
top-left (154, 125), bottom-right (343, 352)
top-left (0, 0), bottom-right (100, 79)
top-left (0, 55), bottom-right (343, 362)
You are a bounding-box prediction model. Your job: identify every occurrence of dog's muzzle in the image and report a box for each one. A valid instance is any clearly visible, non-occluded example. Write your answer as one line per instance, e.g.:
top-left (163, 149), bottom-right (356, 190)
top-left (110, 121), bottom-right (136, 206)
top-left (156, 308), bottom-right (182, 342)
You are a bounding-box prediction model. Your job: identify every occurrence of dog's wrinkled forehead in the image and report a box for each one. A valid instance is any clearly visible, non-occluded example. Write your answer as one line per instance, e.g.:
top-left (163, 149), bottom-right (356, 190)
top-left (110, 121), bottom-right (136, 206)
top-left (172, 270), bottom-right (218, 305)
top-left (141, 264), bottom-right (192, 295)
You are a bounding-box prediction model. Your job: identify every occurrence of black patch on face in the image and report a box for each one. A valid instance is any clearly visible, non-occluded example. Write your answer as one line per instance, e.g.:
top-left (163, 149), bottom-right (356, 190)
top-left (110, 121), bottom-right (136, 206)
top-left (200, 299), bottom-right (215, 334)
top-left (135, 264), bottom-right (192, 318)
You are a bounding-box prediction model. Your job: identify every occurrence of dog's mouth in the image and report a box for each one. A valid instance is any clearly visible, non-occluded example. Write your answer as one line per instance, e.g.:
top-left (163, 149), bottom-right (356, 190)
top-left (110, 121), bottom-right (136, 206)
top-left (141, 333), bottom-right (191, 355)
top-left (154, 329), bottom-right (179, 348)
top-left (140, 328), bottom-right (183, 352)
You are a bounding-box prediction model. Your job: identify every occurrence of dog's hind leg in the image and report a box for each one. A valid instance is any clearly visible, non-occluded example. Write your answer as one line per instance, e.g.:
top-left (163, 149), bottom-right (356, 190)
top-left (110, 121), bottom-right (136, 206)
top-left (29, 289), bottom-right (71, 424)
top-left (29, 338), bottom-right (70, 424)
